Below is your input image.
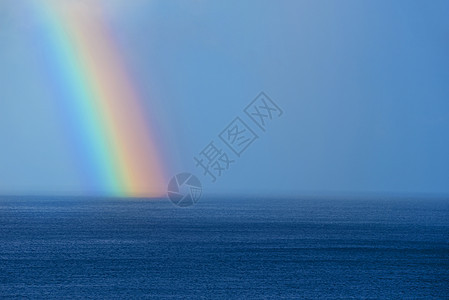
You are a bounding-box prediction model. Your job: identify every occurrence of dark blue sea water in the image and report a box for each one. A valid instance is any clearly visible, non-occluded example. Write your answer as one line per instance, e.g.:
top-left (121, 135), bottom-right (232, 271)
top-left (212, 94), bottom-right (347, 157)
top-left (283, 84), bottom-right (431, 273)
top-left (0, 196), bottom-right (448, 299)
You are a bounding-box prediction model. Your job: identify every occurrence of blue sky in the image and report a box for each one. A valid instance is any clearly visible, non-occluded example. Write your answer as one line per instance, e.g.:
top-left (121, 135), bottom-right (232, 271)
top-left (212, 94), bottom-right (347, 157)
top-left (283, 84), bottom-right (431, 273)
top-left (0, 0), bottom-right (448, 197)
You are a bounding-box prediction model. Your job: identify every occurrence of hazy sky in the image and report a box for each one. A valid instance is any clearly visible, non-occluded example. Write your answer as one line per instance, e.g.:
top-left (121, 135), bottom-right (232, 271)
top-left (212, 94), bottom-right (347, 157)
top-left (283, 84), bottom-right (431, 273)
top-left (0, 0), bottom-right (448, 197)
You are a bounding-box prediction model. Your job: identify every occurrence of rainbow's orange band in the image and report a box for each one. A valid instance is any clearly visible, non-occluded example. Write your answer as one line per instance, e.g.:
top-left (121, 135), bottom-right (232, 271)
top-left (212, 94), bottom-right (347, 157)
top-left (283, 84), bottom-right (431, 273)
top-left (36, 2), bottom-right (166, 197)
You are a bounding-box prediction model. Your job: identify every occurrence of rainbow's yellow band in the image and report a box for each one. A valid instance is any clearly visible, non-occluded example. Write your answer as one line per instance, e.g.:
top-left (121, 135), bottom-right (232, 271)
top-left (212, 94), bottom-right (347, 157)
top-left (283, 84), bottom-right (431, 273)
top-left (36, 1), bottom-right (166, 197)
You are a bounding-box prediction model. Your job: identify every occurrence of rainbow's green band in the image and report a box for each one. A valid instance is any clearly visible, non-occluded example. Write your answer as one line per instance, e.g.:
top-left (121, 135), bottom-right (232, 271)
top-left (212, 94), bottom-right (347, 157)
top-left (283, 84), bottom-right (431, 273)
top-left (35, 1), bottom-right (166, 197)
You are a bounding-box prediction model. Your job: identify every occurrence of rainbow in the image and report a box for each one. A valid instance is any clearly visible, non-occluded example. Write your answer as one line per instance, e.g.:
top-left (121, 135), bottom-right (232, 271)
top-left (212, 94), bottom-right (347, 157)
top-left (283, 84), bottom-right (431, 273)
top-left (34, 1), bottom-right (166, 197)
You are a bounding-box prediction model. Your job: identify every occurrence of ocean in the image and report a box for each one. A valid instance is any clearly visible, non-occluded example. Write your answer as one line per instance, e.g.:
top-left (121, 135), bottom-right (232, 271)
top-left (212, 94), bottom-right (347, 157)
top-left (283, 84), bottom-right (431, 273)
top-left (0, 196), bottom-right (448, 299)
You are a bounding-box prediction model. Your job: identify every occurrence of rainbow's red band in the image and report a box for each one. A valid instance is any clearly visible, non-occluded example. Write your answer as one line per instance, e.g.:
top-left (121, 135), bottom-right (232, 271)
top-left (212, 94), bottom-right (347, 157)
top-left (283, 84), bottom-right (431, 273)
top-left (36, 1), bottom-right (166, 197)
